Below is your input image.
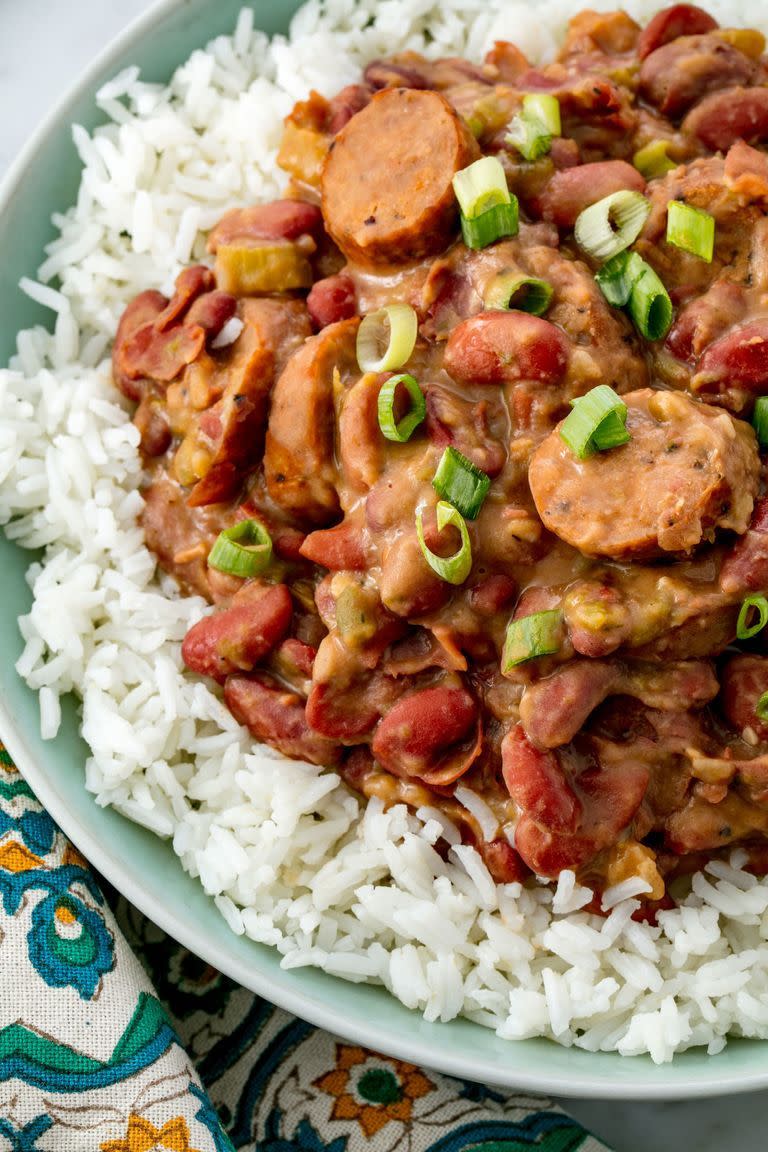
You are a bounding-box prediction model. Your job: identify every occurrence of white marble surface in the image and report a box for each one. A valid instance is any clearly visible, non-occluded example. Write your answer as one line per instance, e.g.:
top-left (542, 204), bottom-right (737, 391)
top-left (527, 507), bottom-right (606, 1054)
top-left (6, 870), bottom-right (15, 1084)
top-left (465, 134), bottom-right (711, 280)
top-left (1, 2), bottom-right (768, 1148)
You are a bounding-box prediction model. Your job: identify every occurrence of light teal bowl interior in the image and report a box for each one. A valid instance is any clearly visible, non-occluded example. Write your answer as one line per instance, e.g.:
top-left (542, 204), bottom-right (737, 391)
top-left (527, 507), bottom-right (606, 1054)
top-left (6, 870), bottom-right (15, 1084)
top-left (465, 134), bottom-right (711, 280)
top-left (1, 0), bottom-right (767, 1099)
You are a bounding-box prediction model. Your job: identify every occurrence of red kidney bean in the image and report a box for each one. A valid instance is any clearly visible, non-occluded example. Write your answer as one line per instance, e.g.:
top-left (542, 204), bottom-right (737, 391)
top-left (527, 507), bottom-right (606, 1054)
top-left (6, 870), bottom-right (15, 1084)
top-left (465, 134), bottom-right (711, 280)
top-left (274, 637), bottom-right (317, 680)
top-left (307, 274), bottom-right (357, 329)
top-left (637, 4), bottom-right (718, 59)
top-left (112, 289), bottom-right (168, 401)
top-left (721, 655), bottom-right (768, 741)
top-left (469, 574), bottom-right (517, 617)
top-left (501, 724), bottom-right (581, 833)
top-left (155, 266), bottom-right (215, 332)
top-left (306, 673), bottom-right (399, 740)
top-left (720, 498), bottom-right (768, 596)
top-left (327, 84), bottom-right (372, 133)
top-left (443, 312), bottom-right (569, 387)
top-left (120, 322), bottom-right (206, 385)
top-left (694, 318), bottom-right (768, 393)
top-left (181, 583), bottom-right (292, 683)
top-left (683, 86), bottom-right (768, 152)
top-left (207, 200), bottom-right (324, 250)
top-left (538, 160), bottom-right (646, 229)
top-left (185, 290), bottom-right (238, 339)
top-left (300, 520), bottom-right (368, 571)
top-left (133, 395), bottom-right (171, 458)
top-left (225, 673), bottom-right (341, 766)
top-left (372, 684), bottom-right (480, 785)
top-left (665, 280), bottom-right (748, 362)
top-left (478, 837), bottom-right (529, 884)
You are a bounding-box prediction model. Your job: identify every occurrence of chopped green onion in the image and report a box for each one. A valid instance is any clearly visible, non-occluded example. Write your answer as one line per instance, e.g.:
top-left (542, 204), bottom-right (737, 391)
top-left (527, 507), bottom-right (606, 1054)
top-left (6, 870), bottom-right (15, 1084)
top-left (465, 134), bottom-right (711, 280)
top-left (591, 409), bottom-right (631, 451)
top-left (595, 250), bottom-right (645, 308)
top-left (560, 385), bottom-right (629, 459)
top-left (627, 264), bottom-right (673, 341)
top-left (757, 691), bottom-right (768, 723)
top-left (753, 397), bottom-right (768, 448)
top-left (208, 519), bottom-right (272, 577)
top-left (461, 200), bottom-right (519, 250)
top-left (377, 373), bottom-right (426, 443)
top-left (356, 303), bottom-right (417, 373)
top-left (505, 115), bottom-right (552, 161)
top-left (502, 609), bottom-right (563, 670)
top-left (737, 594), bottom-right (768, 640)
top-left (415, 500), bottom-right (473, 585)
top-left (574, 190), bottom-right (651, 261)
top-left (453, 155), bottom-right (511, 219)
top-left (484, 272), bottom-right (553, 315)
top-left (666, 201), bottom-right (715, 262)
top-left (523, 93), bottom-right (561, 136)
top-left (432, 446), bottom-right (491, 520)
top-left (633, 140), bottom-right (676, 180)
top-left (453, 155), bottom-right (518, 250)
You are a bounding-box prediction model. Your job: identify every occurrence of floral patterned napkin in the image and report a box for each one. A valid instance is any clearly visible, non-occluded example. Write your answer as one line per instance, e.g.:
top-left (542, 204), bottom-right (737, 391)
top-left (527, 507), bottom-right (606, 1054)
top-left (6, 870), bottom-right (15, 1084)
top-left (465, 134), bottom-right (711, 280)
top-left (0, 742), bottom-right (612, 1151)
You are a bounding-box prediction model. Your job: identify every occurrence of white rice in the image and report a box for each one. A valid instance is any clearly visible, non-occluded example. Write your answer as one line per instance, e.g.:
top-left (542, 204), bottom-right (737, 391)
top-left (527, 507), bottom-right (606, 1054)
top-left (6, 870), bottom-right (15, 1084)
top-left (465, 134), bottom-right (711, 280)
top-left (2, 0), bottom-right (768, 1064)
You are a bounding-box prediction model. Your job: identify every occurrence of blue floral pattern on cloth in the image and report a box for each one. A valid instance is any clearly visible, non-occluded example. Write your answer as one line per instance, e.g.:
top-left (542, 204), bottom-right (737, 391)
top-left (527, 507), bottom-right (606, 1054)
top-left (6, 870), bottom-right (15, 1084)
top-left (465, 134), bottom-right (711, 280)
top-left (0, 744), bottom-right (612, 1151)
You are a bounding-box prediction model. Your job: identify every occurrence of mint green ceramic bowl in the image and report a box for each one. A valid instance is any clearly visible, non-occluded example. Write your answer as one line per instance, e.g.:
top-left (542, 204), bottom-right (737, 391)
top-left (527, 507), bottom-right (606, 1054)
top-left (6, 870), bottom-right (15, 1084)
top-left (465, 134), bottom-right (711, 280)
top-left (1, 0), bottom-right (767, 1098)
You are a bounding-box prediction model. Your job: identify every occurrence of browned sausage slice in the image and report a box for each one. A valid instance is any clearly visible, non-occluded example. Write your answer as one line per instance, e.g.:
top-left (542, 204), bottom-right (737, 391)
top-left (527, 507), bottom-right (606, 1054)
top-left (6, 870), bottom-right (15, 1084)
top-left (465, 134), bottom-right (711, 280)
top-left (321, 88), bottom-right (479, 267)
top-left (528, 388), bottom-right (760, 559)
top-left (264, 317), bottom-right (360, 525)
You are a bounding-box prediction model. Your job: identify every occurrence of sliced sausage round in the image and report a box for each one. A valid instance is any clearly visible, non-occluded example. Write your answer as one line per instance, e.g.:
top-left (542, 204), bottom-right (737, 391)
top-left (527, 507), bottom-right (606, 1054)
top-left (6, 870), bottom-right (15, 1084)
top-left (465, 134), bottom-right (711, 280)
top-left (443, 311), bottom-right (569, 387)
top-left (683, 86), bottom-right (768, 152)
top-left (321, 88), bottom-right (479, 267)
top-left (264, 317), bottom-right (359, 525)
top-left (528, 388), bottom-right (760, 559)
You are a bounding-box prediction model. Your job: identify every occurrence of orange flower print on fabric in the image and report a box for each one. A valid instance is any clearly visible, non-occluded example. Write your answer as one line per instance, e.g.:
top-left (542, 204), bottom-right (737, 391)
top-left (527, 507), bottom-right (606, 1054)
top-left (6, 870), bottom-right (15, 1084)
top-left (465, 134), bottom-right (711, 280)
top-left (100, 1112), bottom-right (202, 1152)
top-left (314, 1044), bottom-right (436, 1137)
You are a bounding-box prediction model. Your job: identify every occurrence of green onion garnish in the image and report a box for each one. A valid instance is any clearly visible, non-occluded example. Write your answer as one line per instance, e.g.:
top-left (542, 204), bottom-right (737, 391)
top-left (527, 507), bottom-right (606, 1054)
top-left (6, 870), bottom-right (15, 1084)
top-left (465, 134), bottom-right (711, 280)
top-left (666, 201), bottom-right (715, 263)
top-left (484, 272), bottom-right (553, 315)
top-left (757, 691), bottom-right (768, 722)
top-left (627, 264), bottom-right (673, 341)
top-left (208, 519), bottom-right (272, 577)
top-left (560, 385), bottom-right (630, 459)
top-left (432, 446), bottom-right (491, 520)
top-left (591, 409), bottom-right (631, 451)
top-left (356, 303), bottom-right (418, 373)
top-left (415, 500), bottom-right (473, 585)
top-left (523, 93), bottom-right (561, 136)
top-left (633, 140), bottom-right (676, 180)
top-left (574, 190), bottom-right (651, 261)
top-left (505, 94), bottom-right (561, 161)
top-left (453, 156), bottom-right (519, 250)
top-left (737, 594), bottom-right (768, 640)
top-left (377, 372), bottom-right (426, 443)
top-left (505, 116), bottom-right (552, 161)
top-left (753, 397), bottom-right (768, 448)
top-left (502, 609), bottom-right (563, 670)
top-left (595, 251), bottom-right (645, 308)
top-left (453, 155), bottom-right (510, 218)
top-left (461, 201), bottom-right (519, 250)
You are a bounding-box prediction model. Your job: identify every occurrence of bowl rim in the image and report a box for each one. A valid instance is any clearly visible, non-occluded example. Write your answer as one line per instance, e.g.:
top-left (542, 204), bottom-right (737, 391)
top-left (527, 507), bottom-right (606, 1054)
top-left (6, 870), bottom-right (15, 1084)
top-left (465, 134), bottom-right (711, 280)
top-left (3, 0), bottom-right (768, 1101)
